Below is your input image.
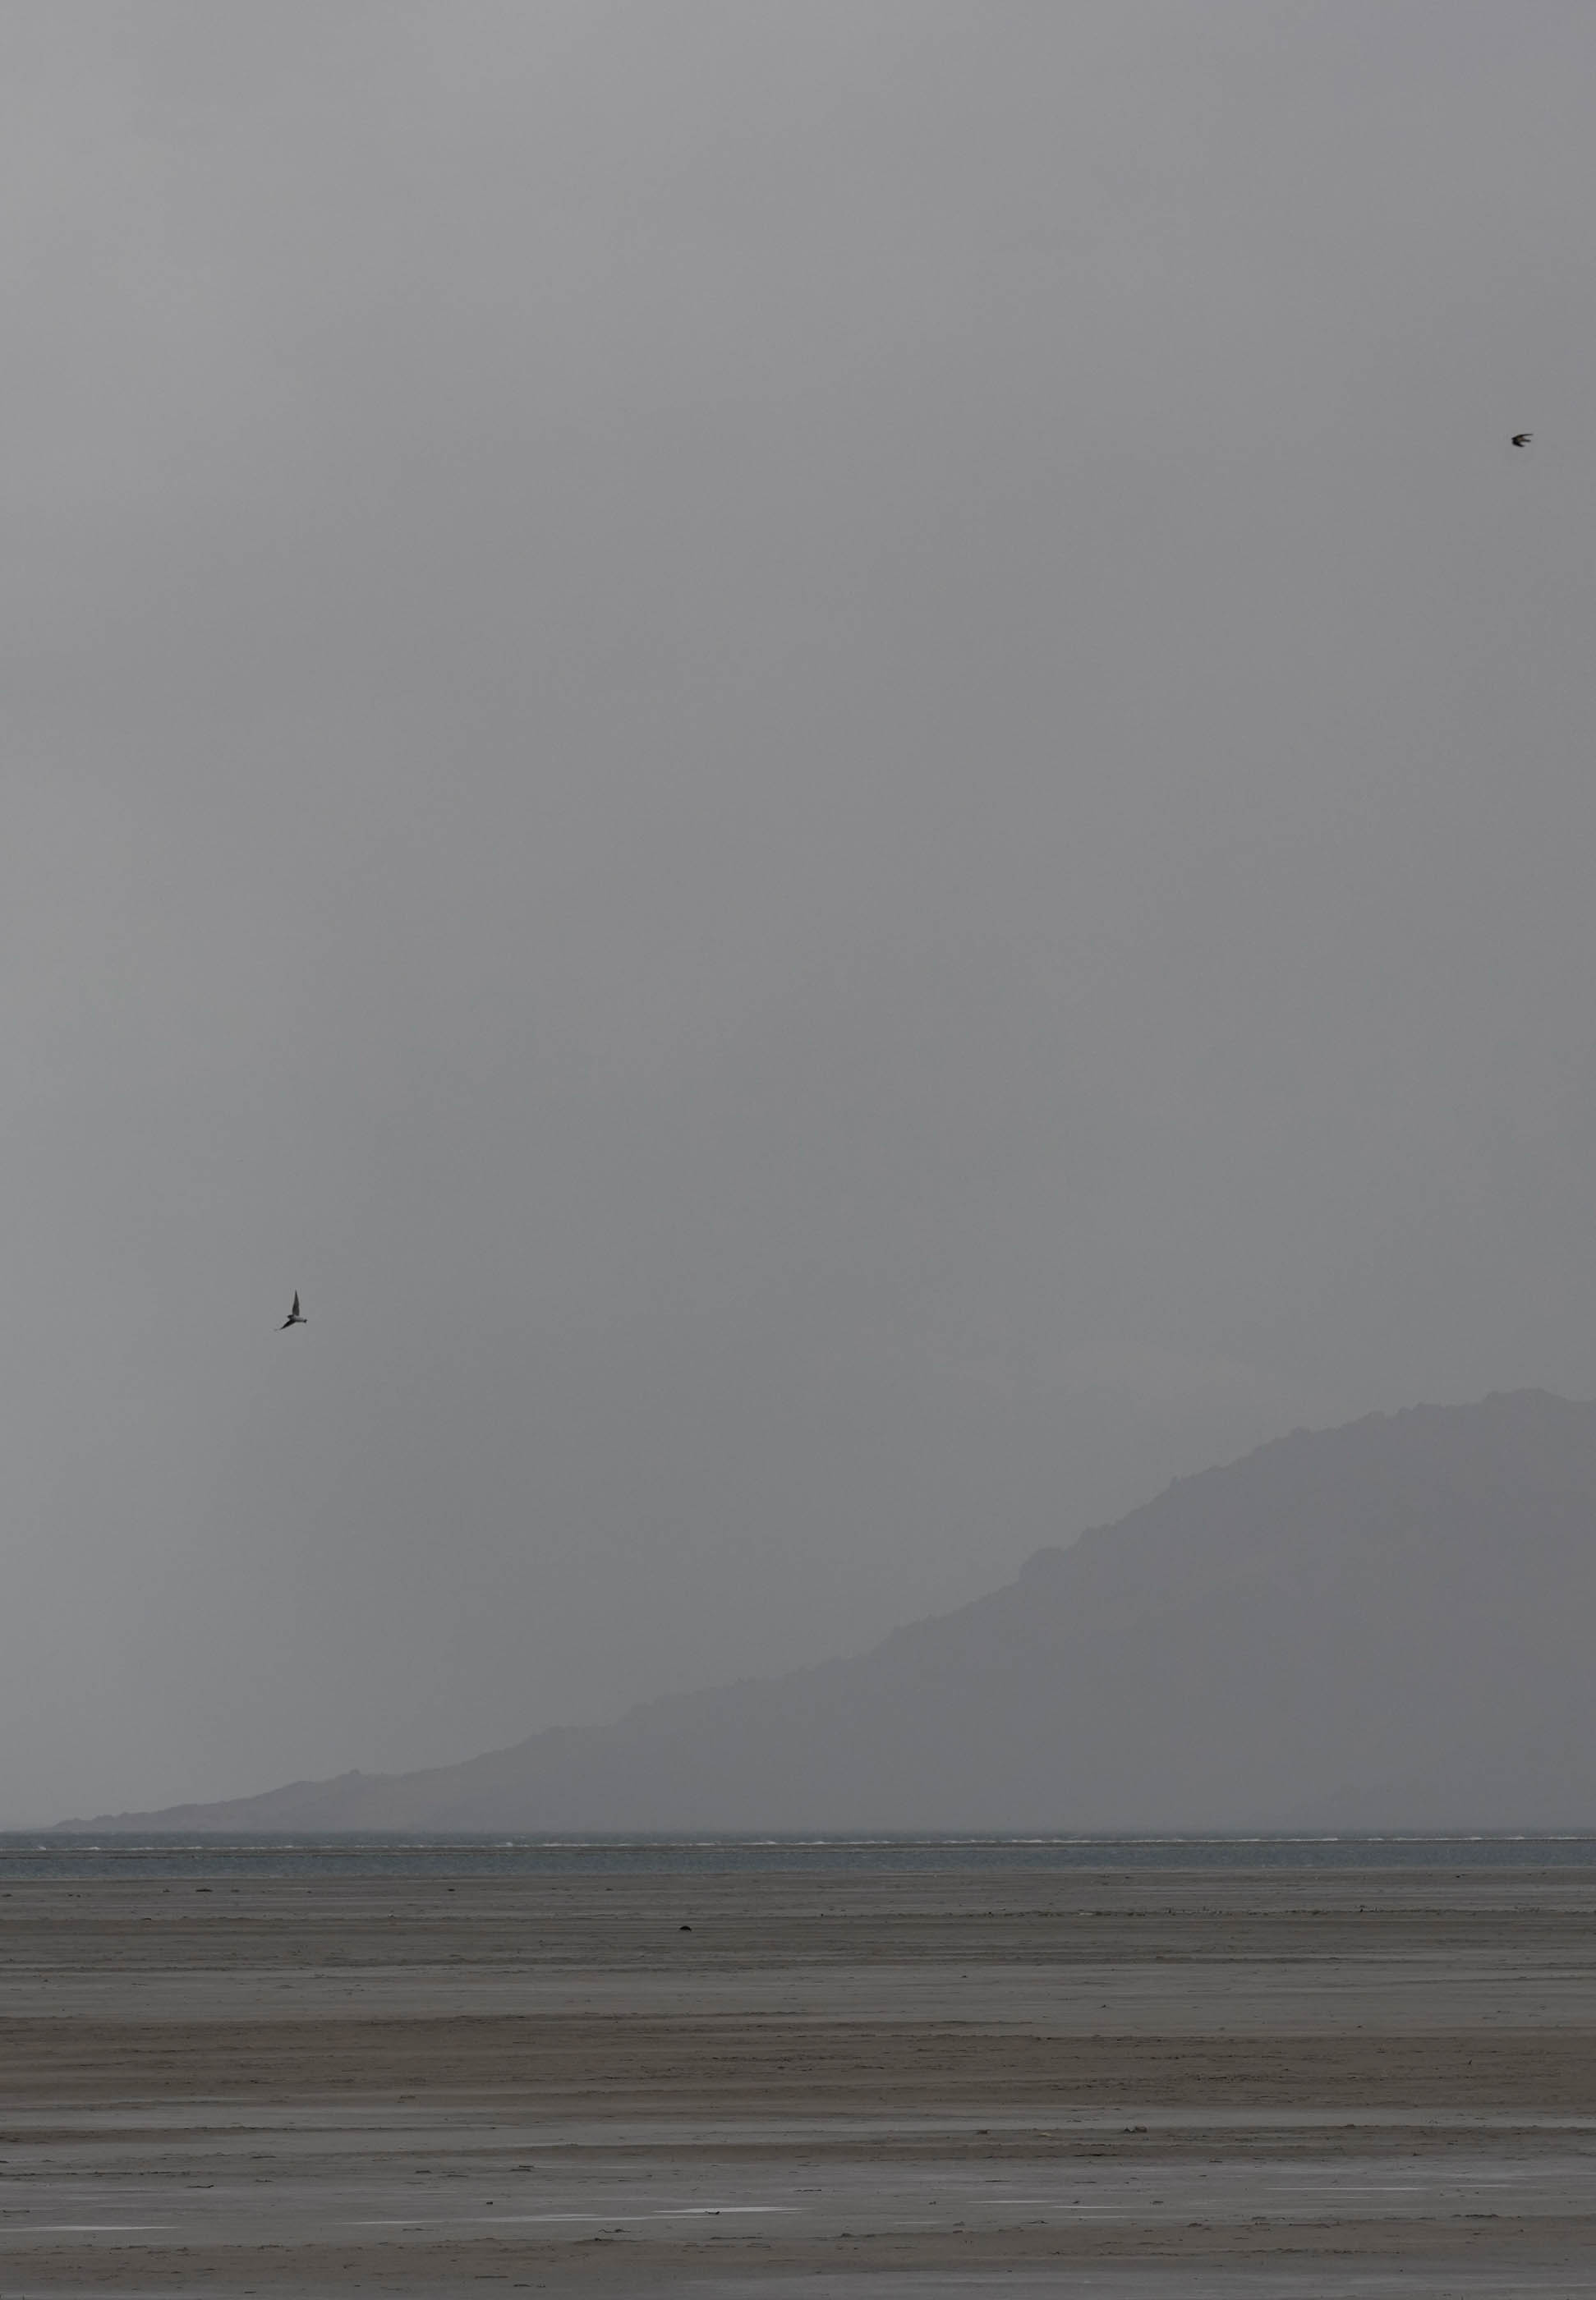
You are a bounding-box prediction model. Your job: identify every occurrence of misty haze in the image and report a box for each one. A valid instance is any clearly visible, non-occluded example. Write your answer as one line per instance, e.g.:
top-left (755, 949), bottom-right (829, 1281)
top-left (7, 2), bottom-right (1596, 1833)
top-left (21, 12), bottom-right (1596, 2297)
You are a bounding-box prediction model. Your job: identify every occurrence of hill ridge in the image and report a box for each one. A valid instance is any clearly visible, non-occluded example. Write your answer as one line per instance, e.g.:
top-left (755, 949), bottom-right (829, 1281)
top-left (67, 1387), bottom-right (1596, 1833)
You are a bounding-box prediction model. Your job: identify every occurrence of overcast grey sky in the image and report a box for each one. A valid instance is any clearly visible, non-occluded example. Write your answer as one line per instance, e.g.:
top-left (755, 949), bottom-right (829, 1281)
top-left (7, 1), bottom-right (1596, 1821)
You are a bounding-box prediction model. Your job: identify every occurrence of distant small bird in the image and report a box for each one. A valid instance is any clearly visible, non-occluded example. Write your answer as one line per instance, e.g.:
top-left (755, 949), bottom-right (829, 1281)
top-left (1511, 433), bottom-right (1533, 447)
top-left (281, 1291), bottom-right (306, 1330)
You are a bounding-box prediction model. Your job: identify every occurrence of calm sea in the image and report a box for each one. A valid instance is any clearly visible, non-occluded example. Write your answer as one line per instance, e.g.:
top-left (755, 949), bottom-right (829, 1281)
top-left (5, 1835), bottom-right (1596, 1880)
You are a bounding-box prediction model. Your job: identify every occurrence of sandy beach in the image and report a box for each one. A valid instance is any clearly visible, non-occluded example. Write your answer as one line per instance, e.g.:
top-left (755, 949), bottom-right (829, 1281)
top-left (4, 1864), bottom-right (1596, 2293)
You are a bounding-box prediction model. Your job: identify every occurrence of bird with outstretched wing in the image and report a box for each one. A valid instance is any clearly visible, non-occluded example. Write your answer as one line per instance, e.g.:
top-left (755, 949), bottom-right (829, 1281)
top-left (281, 1291), bottom-right (306, 1329)
top-left (1511, 433), bottom-right (1533, 447)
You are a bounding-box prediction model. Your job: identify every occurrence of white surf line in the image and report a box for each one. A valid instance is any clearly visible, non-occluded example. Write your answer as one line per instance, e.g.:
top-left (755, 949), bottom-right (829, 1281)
top-left (987, 2201), bottom-right (1260, 2218)
top-left (21, 2224), bottom-right (177, 2234)
top-left (349, 2206), bottom-right (791, 2228)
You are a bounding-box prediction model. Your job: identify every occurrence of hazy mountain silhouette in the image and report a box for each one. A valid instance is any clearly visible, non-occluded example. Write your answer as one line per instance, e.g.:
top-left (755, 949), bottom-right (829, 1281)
top-left (72, 1390), bottom-right (1596, 1833)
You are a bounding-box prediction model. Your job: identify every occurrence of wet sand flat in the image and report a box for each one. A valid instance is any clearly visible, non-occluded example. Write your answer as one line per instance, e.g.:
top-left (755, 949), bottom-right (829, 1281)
top-left (3, 1867), bottom-right (1596, 2293)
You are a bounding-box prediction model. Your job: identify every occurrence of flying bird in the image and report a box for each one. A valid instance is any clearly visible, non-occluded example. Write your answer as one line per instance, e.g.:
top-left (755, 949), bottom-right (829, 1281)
top-left (1511, 433), bottom-right (1533, 447)
top-left (281, 1291), bottom-right (306, 1330)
